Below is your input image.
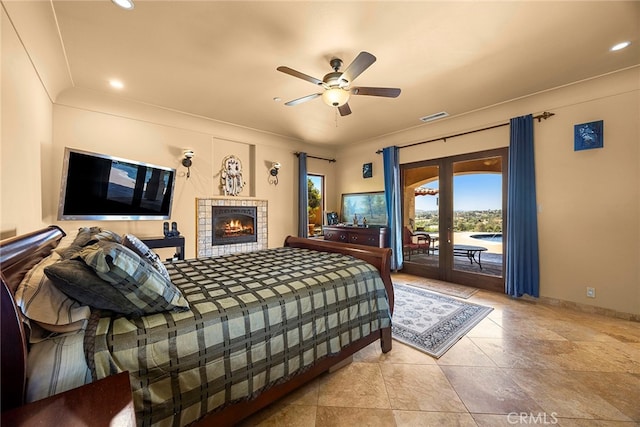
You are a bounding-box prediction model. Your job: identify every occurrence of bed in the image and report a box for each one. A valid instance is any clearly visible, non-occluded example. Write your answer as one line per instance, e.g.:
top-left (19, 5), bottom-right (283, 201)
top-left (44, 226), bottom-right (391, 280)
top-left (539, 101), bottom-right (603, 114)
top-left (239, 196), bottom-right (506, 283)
top-left (0, 226), bottom-right (393, 426)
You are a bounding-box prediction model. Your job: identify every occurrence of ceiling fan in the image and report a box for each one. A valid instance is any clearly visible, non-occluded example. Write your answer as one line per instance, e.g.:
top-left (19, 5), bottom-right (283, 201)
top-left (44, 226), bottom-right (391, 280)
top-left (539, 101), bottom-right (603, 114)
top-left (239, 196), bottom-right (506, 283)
top-left (277, 51), bottom-right (401, 116)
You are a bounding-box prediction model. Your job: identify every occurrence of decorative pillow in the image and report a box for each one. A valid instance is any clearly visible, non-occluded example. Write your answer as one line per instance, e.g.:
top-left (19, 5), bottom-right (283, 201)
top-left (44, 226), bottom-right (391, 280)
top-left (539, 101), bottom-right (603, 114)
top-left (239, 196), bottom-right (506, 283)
top-left (52, 227), bottom-right (80, 255)
top-left (44, 260), bottom-right (143, 316)
top-left (79, 241), bottom-right (189, 313)
top-left (15, 252), bottom-right (91, 335)
top-left (122, 234), bottom-right (170, 280)
top-left (56, 227), bottom-right (122, 260)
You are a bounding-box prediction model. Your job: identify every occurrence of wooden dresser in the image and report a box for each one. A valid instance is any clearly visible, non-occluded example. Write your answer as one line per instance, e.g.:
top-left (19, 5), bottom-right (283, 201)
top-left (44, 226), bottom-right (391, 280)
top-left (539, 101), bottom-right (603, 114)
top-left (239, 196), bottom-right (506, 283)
top-left (322, 226), bottom-right (389, 248)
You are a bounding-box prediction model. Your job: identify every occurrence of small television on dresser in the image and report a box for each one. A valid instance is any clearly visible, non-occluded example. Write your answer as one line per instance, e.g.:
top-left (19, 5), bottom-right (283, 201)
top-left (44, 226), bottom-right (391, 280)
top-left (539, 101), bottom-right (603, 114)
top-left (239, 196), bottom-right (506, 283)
top-left (58, 147), bottom-right (176, 221)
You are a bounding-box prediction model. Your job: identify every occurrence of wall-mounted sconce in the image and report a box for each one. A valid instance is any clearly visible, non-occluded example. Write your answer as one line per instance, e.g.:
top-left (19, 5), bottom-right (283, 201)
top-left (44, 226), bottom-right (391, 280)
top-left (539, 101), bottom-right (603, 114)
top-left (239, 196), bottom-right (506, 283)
top-left (269, 162), bottom-right (281, 185)
top-left (182, 150), bottom-right (194, 178)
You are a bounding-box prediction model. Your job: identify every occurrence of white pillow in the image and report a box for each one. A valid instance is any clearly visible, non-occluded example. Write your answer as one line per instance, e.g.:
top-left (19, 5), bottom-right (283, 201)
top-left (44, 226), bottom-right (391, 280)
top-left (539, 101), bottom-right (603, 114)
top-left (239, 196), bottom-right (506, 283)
top-left (122, 234), bottom-right (171, 280)
top-left (15, 252), bottom-right (91, 339)
top-left (26, 330), bottom-right (91, 402)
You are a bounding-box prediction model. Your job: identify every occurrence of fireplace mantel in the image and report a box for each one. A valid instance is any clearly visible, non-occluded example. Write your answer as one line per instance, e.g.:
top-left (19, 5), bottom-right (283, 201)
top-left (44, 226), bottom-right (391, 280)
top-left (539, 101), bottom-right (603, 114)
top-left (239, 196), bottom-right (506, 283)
top-left (196, 198), bottom-right (267, 257)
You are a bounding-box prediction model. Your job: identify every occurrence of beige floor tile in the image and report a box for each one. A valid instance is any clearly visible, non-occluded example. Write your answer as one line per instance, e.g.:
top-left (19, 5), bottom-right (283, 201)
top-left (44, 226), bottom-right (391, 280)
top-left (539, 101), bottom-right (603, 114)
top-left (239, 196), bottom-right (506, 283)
top-left (471, 337), bottom-right (628, 372)
top-left (239, 403), bottom-right (317, 427)
top-left (317, 362), bottom-right (390, 409)
top-left (394, 410), bottom-right (478, 426)
top-left (575, 341), bottom-right (640, 373)
top-left (470, 337), bottom-right (555, 370)
top-left (379, 364), bottom-right (467, 412)
top-left (440, 366), bottom-right (544, 414)
top-left (435, 336), bottom-right (496, 367)
top-left (474, 414), bottom-right (639, 426)
top-left (567, 371), bottom-right (640, 422)
top-left (465, 317), bottom-right (505, 339)
top-left (315, 406), bottom-right (396, 426)
top-left (535, 318), bottom-right (623, 342)
top-left (496, 318), bottom-right (569, 341)
top-left (505, 368), bottom-right (632, 421)
top-left (281, 377), bottom-right (319, 406)
top-left (354, 340), bottom-right (438, 365)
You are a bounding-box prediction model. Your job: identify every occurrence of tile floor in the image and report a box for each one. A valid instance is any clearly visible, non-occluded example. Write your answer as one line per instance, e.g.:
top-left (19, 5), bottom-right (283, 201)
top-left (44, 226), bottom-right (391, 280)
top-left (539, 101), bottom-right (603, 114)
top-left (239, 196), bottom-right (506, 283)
top-left (240, 273), bottom-right (640, 426)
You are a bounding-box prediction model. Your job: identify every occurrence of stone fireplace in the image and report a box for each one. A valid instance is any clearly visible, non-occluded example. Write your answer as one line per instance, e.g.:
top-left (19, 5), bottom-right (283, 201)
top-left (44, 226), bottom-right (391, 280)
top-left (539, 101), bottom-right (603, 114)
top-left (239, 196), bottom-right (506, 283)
top-left (197, 198), bottom-right (267, 257)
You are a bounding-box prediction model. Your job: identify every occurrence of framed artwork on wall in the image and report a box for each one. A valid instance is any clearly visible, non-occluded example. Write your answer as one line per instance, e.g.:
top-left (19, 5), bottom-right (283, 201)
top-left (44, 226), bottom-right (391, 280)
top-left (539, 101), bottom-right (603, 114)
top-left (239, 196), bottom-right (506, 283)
top-left (574, 120), bottom-right (603, 151)
top-left (341, 191), bottom-right (387, 225)
top-left (362, 163), bottom-right (373, 178)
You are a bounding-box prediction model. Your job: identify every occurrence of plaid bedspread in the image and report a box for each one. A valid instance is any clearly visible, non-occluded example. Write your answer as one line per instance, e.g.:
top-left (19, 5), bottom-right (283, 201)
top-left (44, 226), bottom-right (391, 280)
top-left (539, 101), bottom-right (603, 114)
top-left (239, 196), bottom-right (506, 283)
top-left (87, 247), bottom-right (391, 426)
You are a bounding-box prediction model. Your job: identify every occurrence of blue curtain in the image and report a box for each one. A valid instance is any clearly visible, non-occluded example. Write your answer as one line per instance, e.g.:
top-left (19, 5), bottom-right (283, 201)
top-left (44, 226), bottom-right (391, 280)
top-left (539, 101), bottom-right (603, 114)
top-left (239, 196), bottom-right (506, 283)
top-left (298, 152), bottom-right (308, 238)
top-left (383, 146), bottom-right (403, 270)
top-left (506, 114), bottom-right (540, 297)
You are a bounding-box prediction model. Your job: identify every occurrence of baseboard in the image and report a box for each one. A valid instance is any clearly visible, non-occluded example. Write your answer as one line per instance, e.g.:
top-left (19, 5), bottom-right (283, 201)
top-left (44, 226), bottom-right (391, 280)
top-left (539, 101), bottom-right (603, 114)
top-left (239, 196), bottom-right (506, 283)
top-left (521, 295), bottom-right (639, 322)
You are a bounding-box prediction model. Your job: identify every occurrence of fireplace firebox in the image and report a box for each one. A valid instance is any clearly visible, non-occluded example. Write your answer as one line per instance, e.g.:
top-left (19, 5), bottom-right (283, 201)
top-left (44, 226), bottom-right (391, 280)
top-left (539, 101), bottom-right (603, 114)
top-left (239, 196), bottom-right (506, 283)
top-left (211, 206), bottom-right (257, 245)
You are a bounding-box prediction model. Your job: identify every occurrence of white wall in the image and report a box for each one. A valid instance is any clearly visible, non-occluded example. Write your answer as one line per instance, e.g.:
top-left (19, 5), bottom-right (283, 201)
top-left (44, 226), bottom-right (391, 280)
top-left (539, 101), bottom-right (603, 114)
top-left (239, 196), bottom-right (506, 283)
top-left (49, 93), bottom-right (335, 259)
top-left (1, 9), bottom-right (52, 237)
top-left (336, 67), bottom-right (640, 316)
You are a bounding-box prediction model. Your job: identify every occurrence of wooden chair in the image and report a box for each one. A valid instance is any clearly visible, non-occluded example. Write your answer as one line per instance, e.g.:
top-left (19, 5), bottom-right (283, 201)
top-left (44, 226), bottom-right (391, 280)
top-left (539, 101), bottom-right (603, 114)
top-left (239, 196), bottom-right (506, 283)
top-left (402, 226), bottom-right (430, 260)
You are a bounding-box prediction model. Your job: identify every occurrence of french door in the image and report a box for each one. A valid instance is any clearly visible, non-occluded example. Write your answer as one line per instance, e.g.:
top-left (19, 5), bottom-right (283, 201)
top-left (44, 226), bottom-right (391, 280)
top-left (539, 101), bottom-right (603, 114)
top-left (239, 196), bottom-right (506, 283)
top-left (401, 148), bottom-right (507, 292)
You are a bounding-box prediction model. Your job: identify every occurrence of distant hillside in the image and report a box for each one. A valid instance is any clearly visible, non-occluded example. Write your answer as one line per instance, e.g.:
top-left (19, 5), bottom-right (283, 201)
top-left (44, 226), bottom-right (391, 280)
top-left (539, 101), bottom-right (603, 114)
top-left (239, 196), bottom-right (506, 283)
top-left (414, 209), bottom-right (502, 233)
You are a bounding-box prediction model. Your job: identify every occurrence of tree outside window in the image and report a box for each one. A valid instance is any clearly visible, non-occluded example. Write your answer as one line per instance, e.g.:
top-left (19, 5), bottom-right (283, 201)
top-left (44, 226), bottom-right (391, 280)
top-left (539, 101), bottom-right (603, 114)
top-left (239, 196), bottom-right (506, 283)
top-left (308, 175), bottom-right (323, 234)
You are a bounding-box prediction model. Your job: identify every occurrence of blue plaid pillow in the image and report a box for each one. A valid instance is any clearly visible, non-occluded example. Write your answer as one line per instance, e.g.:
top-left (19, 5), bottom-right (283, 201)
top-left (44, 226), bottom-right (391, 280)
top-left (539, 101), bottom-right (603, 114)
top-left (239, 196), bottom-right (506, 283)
top-left (80, 241), bottom-right (189, 314)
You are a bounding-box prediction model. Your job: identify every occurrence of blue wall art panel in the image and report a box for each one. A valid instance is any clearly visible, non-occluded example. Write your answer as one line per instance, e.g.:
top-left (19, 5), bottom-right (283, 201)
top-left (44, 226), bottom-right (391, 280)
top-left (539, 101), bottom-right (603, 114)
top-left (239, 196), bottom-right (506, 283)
top-left (574, 120), bottom-right (603, 151)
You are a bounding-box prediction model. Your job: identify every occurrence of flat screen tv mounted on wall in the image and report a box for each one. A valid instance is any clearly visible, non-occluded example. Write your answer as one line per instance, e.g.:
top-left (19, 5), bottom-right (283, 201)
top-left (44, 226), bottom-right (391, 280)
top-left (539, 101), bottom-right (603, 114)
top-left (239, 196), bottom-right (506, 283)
top-left (58, 147), bottom-right (176, 221)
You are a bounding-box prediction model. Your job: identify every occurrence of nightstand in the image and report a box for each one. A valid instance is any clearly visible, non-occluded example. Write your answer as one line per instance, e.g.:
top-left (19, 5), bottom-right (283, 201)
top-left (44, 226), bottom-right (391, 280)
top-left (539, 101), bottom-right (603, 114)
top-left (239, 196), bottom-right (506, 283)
top-left (1, 372), bottom-right (135, 426)
top-left (141, 235), bottom-right (185, 260)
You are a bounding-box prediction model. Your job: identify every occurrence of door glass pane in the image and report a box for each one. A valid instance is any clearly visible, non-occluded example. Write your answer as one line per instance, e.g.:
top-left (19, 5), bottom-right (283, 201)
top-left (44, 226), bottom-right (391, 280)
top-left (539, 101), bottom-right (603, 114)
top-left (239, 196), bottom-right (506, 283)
top-left (452, 157), bottom-right (503, 277)
top-left (403, 165), bottom-right (439, 269)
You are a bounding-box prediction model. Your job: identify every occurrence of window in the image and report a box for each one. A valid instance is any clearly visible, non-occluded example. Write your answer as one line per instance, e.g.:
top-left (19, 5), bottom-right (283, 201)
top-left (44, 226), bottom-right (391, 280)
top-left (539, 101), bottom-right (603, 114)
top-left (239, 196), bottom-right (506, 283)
top-left (308, 174), bottom-right (324, 236)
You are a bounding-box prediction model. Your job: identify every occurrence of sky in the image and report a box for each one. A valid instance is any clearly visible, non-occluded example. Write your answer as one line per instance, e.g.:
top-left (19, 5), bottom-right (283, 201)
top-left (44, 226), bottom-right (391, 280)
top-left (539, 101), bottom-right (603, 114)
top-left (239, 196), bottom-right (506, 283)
top-left (415, 174), bottom-right (502, 211)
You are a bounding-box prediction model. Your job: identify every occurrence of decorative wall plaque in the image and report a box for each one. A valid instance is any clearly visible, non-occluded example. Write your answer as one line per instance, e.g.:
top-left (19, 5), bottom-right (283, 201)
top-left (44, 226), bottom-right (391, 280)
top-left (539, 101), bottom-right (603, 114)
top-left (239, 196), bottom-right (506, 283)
top-left (220, 155), bottom-right (245, 196)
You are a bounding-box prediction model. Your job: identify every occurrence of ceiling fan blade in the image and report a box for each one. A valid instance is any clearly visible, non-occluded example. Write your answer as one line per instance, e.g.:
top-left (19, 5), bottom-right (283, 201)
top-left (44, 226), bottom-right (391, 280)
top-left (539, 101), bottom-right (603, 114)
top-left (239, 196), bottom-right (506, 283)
top-left (351, 87), bottom-right (401, 98)
top-left (277, 66), bottom-right (323, 86)
top-left (338, 103), bottom-right (352, 116)
top-left (284, 93), bottom-right (322, 106)
top-left (340, 51), bottom-right (376, 84)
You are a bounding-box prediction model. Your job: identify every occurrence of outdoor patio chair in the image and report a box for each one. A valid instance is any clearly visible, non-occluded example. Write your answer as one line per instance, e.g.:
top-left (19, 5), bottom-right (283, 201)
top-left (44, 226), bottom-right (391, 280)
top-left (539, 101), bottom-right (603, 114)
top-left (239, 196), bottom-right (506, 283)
top-left (403, 226), bottom-right (431, 260)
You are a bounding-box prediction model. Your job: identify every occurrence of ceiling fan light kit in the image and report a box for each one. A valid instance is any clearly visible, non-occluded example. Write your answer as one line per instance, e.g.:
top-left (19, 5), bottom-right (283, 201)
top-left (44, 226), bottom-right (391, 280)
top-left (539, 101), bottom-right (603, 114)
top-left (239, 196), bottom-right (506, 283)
top-left (277, 51), bottom-right (400, 116)
top-left (322, 88), bottom-right (350, 107)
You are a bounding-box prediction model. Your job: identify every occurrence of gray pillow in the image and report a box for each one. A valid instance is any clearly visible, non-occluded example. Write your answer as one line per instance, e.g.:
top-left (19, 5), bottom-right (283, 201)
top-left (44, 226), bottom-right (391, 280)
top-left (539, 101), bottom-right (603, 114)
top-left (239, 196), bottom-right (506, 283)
top-left (79, 241), bottom-right (189, 314)
top-left (56, 227), bottom-right (122, 260)
top-left (44, 260), bottom-right (143, 316)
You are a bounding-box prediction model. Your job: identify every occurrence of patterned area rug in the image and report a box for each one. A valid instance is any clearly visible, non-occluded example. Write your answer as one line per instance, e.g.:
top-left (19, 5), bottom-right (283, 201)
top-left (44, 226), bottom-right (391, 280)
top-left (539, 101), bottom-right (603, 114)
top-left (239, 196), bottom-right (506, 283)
top-left (392, 283), bottom-right (493, 358)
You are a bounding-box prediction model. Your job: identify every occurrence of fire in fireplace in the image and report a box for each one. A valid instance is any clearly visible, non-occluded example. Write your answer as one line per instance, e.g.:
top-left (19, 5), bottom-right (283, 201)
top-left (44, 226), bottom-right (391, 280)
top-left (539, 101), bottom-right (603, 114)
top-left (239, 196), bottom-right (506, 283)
top-left (211, 206), bottom-right (257, 245)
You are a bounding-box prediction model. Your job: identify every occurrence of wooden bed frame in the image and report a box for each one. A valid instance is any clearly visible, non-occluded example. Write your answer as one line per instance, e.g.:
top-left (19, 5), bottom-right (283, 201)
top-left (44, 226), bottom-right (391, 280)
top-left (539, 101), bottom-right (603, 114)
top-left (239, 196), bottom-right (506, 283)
top-left (0, 226), bottom-right (394, 426)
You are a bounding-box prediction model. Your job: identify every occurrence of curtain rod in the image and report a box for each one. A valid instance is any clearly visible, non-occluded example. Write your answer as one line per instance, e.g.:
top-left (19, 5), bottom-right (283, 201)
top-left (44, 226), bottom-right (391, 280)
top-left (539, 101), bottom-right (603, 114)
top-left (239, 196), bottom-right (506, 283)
top-left (375, 111), bottom-right (555, 154)
top-left (294, 152), bottom-right (336, 163)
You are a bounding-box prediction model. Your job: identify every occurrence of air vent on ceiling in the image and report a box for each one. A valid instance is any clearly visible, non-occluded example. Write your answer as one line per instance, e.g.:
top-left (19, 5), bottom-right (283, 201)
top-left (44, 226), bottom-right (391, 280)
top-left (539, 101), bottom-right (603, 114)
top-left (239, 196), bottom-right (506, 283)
top-left (419, 111), bottom-right (449, 123)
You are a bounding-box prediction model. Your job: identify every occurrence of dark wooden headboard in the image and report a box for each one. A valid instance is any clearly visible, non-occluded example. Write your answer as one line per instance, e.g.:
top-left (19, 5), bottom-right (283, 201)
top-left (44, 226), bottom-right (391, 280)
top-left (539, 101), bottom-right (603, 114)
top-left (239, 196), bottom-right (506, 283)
top-left (0, 226), bottom-right (66, 411)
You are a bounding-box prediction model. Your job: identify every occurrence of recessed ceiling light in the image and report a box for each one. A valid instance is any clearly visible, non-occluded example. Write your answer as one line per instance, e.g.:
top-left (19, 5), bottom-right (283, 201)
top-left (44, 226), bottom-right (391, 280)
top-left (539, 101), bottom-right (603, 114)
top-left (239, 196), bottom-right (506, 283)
top-left (109, 79), bottom-right (124, 89)
top-left (112, 0), bottom-right (135, 10)
top-left (273, 97), bottom-right (282, 102)
top-left (610, 41), bottom-right (631, 51)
